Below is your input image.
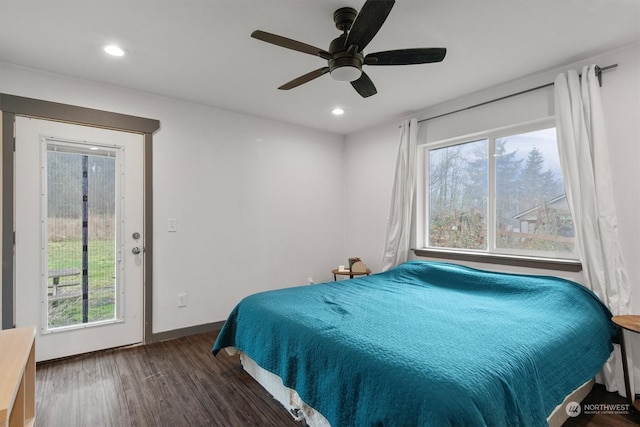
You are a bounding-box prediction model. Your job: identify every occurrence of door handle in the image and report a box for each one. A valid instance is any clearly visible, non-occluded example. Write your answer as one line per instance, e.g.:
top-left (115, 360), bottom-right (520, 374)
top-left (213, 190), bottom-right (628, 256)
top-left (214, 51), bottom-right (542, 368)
top-left (132, 247), bottom-right (141, 255)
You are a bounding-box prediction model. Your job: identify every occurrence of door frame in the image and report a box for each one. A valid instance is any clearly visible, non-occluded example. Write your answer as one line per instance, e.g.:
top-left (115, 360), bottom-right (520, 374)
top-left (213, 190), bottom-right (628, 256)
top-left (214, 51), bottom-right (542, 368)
top-left (1, 94), bottom-right (159, 344)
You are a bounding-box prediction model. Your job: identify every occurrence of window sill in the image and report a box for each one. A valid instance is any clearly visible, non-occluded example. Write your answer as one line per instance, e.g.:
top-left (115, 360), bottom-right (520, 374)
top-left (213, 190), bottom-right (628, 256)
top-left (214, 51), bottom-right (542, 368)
top-left (412, 248), bottom-right (582, 272)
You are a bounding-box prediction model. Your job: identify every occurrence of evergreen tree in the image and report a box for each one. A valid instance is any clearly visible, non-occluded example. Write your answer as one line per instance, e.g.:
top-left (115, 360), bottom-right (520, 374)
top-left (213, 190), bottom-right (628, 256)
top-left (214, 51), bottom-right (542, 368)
top-left (494, 138), bottom-right (523, 231)
top-left (517, 147), bottom-right (561, 212)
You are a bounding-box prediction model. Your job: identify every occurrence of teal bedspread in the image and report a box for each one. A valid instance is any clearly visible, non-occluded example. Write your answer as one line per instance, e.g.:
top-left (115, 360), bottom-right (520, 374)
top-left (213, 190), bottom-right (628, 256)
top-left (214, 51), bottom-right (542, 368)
top-left (213, 261), bottom-right (615, 426)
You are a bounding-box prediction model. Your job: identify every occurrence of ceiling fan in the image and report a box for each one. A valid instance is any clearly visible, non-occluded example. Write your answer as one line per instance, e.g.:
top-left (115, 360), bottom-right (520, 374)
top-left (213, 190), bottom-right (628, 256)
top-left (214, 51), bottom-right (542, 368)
top-left (251, 0), bottom-right (446, 98)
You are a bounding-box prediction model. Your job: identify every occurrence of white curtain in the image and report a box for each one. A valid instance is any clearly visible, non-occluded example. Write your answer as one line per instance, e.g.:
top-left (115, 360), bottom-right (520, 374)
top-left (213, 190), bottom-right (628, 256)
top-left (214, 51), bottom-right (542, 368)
top-left (554, 65), bottom-right (632, 394)
top-left (381, 118), bottom-right (418, 271)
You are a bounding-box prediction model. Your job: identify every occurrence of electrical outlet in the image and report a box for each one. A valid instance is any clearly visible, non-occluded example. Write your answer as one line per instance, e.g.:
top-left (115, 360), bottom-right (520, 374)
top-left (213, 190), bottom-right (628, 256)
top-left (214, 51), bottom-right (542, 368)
top-left (168, 218), bottom-right (178, 232)
top-left (307, 277), bottom-right (314, 285)
top-left (178, 293), bottom-right (187, 308)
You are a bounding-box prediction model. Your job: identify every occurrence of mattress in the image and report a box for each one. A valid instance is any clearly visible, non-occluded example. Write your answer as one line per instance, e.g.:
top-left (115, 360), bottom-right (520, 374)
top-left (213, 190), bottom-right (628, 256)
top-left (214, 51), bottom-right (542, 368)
top-left (213, 261), bottom-right (615, 426)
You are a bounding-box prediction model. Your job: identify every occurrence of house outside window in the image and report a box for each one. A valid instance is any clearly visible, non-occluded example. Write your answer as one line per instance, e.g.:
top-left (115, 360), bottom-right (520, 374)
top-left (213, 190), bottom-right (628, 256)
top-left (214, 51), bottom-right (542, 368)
top-left (418, 118), bottom-right (577, 260)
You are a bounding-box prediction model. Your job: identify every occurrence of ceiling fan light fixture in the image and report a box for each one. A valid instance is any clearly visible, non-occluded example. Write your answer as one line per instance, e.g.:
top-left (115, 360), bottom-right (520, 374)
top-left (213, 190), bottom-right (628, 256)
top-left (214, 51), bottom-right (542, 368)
top-left (330, 65), bottom-right (362, 82)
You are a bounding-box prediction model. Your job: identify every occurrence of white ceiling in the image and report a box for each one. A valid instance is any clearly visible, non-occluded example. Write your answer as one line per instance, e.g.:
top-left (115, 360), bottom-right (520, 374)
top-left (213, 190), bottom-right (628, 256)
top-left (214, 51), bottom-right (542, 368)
top-left (0, 0), bottom-right (638, 135)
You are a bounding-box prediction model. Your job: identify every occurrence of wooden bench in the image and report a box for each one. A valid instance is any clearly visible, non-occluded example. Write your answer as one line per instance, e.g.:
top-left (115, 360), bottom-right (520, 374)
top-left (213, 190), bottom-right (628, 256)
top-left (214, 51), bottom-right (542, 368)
top-left (48, 268), bottom-right (81, 298)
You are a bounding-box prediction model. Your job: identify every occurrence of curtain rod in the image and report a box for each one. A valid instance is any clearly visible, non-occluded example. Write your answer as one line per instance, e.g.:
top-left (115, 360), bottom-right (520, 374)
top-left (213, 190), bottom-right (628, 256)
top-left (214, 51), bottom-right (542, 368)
top-left (415, 63), bottom-right (618, 124)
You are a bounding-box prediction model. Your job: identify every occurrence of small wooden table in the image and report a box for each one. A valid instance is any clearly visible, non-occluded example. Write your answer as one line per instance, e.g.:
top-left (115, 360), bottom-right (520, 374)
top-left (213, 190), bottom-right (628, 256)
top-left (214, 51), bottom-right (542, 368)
top-left (611, 315), bottom-right (640, 412)
top-left (0, 326), bottom-right (36, 427)
top-left (332, 268), bottom-right (371, 281)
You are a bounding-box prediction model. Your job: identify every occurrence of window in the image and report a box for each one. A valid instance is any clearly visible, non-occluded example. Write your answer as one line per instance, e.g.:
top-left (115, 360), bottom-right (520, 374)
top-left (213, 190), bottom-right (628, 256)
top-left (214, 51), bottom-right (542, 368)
top-left (419, 119), bottom-right (576, 260)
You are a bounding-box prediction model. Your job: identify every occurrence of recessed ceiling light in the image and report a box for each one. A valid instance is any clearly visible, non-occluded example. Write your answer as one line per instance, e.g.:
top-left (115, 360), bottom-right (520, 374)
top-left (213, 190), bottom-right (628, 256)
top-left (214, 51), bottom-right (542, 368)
top-left (332, 107), bottom-right (345, 116)
top-left (104, 44), bottom-right (126, 57)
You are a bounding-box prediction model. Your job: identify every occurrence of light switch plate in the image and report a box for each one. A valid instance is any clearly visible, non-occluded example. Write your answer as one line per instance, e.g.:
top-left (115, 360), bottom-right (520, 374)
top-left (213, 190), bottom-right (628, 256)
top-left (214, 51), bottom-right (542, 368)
top-left (178, 293), bottom-right (187, 307)
top-left (168, 218), bottom-right (177, 232)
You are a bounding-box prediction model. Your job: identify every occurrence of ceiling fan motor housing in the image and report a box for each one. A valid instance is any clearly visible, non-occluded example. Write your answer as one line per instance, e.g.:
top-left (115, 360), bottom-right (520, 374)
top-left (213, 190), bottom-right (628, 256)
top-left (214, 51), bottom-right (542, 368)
top-left (328, 34), bottom-right (364, 81)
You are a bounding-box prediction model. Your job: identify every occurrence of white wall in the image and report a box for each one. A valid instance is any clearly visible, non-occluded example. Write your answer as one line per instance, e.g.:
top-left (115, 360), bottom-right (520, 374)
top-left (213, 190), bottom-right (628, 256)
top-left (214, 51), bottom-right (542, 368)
top-left (0, 63), bottom-right (346, 333)
top-left (343, 123), bottom-right (399, 272)
top-left (344, 42), bottom-right (640, 312)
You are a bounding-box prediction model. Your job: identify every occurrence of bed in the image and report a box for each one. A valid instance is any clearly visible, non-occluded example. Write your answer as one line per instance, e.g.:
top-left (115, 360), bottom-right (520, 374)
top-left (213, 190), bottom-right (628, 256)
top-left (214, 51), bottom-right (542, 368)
top-left (212, 260), bottom-right (616, 426)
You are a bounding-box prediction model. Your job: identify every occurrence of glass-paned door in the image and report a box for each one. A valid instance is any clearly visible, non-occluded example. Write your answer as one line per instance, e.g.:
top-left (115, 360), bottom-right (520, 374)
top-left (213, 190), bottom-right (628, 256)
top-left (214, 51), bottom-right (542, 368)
top-left (15, 117), bottom-right (144, 362)
top-left (45, 142), bottom-right (121, 330)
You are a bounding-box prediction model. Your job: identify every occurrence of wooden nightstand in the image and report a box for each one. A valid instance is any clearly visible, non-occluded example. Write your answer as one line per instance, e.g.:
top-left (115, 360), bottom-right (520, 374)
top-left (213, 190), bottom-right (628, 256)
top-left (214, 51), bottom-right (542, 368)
top-left (612, 315), bottom-right (640, 412)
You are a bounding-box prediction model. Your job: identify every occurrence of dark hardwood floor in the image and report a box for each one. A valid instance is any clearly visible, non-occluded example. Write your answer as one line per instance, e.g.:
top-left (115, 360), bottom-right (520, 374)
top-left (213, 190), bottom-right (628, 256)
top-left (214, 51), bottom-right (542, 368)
top-left (35, 331), bottom-right (640, 427)
top-left (36, 331), bottom-right (299, 426)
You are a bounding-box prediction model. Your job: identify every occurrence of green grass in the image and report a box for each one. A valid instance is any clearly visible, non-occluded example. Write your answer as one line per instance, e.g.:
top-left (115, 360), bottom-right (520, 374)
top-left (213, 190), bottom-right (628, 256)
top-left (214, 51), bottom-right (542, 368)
top-left (48, 239), bottom-right (117, 328)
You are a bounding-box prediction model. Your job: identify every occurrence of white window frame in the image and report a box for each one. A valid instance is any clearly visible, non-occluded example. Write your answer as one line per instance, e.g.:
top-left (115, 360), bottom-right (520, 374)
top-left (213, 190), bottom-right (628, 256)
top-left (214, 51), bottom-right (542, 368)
top-left (416, 116), bottom-right (579, 263)
top-left (41, 138), bottom-right (125, 333)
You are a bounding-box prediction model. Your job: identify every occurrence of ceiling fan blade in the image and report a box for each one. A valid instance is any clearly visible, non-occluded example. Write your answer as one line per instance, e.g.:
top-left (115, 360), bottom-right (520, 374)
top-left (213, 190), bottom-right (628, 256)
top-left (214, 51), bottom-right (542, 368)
top-left (351, 72), bottom-right (377, 98)
top-left (365, 48), bottom-right (447, 65)
top-left (278, 67), bottom-right (331, 90)
top-left (251, 30), bottom-right (332, 60)
top-left (346, 0), bottom-right (395, 52)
